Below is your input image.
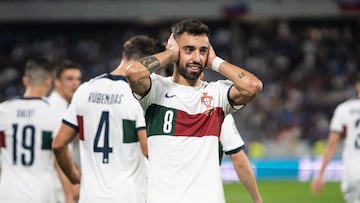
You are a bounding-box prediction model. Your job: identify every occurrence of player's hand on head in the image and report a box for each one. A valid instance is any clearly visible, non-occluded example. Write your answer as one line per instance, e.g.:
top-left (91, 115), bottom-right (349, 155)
top-left (166, 33), bottom-right (179, 63)
top-left (206, 44), bottom-right (217, 69)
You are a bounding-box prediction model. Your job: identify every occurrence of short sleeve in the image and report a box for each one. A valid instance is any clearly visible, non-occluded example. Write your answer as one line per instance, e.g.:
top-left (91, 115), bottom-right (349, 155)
top-left (214, 80), bottom-right (245, 116)
top-left (62, 85), bottom-right (85, 129)
top-left (329, 103), bottom-right (345, 133)
top-left (220, 114), bottom-right (245, 154)
top-left (134, 102), bottom-right (146, 130)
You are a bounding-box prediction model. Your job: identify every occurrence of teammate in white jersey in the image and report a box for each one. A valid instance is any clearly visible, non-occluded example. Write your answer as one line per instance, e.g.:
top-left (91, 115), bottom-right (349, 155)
top-left (126, 19), bottom-right (263, 203)
top-left (52, 35), bottom-right (160, 203)
top-left (0, 58), bottom-right (58, 203)
top-left (312, 73), bottom-right (360, 203)
top-left (199, 72), bottom-right (262, 203)
top-left (220, 114), bottom-right (263, 203)
top-left (48, 59), bottom-right (82, 203)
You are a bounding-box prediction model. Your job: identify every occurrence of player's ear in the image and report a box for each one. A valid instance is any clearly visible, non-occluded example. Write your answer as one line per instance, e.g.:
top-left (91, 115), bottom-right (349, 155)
top-left (53, 77), bottom-right (60, 88)
top-left (45, 77), bottom-right (52, 88)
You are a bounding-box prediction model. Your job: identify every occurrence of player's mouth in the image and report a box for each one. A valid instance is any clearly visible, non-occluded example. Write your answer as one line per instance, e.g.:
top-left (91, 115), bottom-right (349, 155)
top-left (187, 64), bottom-right (202, 72)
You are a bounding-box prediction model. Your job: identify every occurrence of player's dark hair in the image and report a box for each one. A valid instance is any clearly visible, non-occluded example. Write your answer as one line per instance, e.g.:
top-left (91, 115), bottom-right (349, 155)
top-left (122, 35), bottom-right (159, 61)
top-left (171, 19), bottom-right (210, 39)
top-left (53, 59), bottom-right (82, 79)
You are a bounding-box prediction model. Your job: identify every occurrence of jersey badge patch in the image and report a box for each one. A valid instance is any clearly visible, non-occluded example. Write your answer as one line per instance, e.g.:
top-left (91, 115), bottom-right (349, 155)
top-left (201, 92), bottom-right (213, 109)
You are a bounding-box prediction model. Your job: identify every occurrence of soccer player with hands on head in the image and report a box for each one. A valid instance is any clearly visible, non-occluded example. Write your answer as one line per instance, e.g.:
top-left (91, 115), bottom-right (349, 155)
top-left (125, 19), bottom-right (263, 203)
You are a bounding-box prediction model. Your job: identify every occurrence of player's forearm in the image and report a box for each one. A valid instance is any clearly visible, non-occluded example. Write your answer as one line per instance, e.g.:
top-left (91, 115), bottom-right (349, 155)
top-left (53, 146), bottom-right (80, 184)
top-left (318, 132), bottom-right (340, 175)
top-left (127, 50), bottom-right (173, 79)
top-left (236, 165), bottom-right (262, 203)
top-left (231, 152), bottom-right (263, 203)
top-left (137, 129), bottom-right (148, 158)
top-left (241, 175), bottom-right (263, 203)
top-left (55, 161), bottom-right (79, 203)
top-left (217, 61), bottom-right (263, 105)
top-left (126, 33), bottom-right (177, 92)
top-left (126, 50), bottom-right (173, 96)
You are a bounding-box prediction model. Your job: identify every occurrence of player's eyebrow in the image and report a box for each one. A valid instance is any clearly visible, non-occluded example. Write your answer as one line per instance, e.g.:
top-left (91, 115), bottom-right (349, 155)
top-left (182, 45), bottom-right (196, 50)
top-left (182, 45), bottom-right (209, 51)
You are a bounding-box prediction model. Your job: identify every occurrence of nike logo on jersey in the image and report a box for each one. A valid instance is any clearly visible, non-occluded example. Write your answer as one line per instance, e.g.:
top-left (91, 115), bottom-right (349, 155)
top-left (165, 93), bottom-right (176, 98)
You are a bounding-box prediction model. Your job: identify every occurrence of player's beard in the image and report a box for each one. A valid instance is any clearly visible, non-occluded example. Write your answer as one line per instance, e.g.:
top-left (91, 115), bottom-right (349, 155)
top-left (177, 61), bottom-right (203, 81)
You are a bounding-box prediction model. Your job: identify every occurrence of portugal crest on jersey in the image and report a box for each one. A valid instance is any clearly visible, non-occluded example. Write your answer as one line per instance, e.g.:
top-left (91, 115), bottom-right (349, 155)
top-left (201, 92), bottom-right (213, 109)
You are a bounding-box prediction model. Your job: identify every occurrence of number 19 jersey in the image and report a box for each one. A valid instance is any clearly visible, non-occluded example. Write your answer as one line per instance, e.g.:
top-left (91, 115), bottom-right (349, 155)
top-left (0, 97), bottom-right (57, 203)
top-left (62, 73), bottom-right (147, 203)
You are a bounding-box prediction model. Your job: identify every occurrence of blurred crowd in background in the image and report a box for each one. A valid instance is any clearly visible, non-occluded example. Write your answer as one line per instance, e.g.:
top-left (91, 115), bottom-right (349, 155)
top-left (1, 18), bottom-right (359, 158)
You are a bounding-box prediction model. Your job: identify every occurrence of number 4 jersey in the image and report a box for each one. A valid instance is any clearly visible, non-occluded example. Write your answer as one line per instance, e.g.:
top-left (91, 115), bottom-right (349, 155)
top-left (62, 73), bottom-right (148, 203)
top-left (0, 97), bottom-right (57, 203)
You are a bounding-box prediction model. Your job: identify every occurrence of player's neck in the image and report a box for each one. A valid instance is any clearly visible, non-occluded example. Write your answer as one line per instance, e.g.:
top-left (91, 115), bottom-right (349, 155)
top-left (172, 72), bottom-right (201, 87)
top-left (111, 60), bottom-right (128, 76)
top-left (23, 86), bottom-right (48, 98)
top-left (55, 89), bottom-right (71, 103)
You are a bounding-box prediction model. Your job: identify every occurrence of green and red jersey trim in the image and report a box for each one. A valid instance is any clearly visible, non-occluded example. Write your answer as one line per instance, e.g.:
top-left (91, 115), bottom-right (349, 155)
top-left (145, 104), bottom-right (224, 138)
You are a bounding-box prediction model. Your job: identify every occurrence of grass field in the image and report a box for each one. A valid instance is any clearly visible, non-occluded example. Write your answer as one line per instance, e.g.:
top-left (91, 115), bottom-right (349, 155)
top-left (224, 180), bottom-right (344, 203)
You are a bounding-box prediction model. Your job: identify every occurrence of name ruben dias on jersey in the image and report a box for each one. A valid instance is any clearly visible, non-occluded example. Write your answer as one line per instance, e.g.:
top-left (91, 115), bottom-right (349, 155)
top-left (88, 92), bottom-right (123, 105)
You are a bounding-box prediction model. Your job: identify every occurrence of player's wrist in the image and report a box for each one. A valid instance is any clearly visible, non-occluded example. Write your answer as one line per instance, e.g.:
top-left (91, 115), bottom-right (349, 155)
top-left (211, 57), bottom-right (225, 72)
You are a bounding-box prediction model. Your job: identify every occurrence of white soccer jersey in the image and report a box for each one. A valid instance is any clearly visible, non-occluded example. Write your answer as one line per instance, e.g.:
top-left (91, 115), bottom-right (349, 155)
top-left (140, 74), bottom-right (242, 203)
top-left (48, 91), bottom-right (69, 128)
top-left (48, 90), bottom-right (80, 161)
top-left (48, 91), bottom-right (80, 202)
top-left (0, 97), bottom-right (57, 203)
top-left (220, 114), bottom-right (245, 157)
top-left (329, 98), bottom-right (360, 185)
top-left (62, 73), bottom-right (147, 203)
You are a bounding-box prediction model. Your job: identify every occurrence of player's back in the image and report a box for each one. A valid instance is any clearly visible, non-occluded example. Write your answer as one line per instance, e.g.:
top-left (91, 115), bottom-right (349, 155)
top-left (63, 74), bottom-right (147, 202)
top-left (0, 97), bottom-right (56, 203)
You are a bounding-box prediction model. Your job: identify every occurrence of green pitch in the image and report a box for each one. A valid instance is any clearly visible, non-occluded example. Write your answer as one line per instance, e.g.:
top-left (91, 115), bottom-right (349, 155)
top-left (224, 180), bottom-right (344, 203)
